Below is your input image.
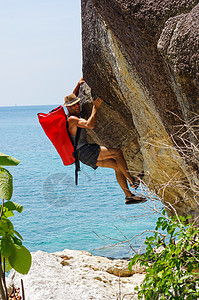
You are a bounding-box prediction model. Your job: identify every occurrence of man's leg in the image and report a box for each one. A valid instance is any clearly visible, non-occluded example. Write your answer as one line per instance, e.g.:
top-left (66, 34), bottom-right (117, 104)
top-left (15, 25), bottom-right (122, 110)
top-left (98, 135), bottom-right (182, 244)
top-left (96, 147), bottom-right (146, 203)
top-left (97, 146), bottom-right (136, 186)
top-left (96, 158), bottom-right (132, 197)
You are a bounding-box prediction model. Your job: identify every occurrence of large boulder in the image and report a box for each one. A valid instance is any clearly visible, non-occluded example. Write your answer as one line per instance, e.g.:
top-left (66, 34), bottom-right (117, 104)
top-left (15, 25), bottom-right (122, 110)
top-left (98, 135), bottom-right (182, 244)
top-left (80, 0), bottom-right (199, 220)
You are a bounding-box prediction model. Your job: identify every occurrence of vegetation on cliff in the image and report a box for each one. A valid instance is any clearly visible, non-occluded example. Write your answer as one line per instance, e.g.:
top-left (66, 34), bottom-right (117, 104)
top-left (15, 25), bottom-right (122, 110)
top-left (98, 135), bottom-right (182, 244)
top-left (129, 210), bottom-right (199, 299)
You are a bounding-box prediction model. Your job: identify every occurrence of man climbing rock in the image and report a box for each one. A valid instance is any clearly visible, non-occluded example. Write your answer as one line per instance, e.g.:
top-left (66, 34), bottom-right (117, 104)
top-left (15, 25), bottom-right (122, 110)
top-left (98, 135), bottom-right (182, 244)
top-left (64, 78), bottom-right (146, 205)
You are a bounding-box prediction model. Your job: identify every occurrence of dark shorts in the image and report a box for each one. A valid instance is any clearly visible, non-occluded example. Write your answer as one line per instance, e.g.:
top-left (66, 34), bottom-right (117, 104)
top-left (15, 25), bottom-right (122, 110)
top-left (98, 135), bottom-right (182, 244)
top-left (78, 144), bottom-right (100, 170)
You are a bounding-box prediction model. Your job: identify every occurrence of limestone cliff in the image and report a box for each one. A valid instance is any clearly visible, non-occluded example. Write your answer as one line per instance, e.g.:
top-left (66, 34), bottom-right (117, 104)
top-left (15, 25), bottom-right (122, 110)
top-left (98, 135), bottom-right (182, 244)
top-left (80, 0), bottom-right (199, 220)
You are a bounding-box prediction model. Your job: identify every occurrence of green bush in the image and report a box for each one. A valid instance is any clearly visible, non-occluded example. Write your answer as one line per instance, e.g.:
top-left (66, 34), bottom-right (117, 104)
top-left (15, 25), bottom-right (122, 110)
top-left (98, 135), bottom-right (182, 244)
top-left (129, 210), bottom-right (199, 300)
top-left (0, 152), bottom-right (31, 300)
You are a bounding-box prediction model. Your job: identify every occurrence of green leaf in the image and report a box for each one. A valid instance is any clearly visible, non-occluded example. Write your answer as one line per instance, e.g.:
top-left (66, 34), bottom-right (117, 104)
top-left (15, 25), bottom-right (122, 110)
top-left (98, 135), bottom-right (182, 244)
top-left (147, 236), bottom-right (155, 242)
top-left (8, 245), bottom-right (32, 274)
top-left (3, 201), bottom-right (23, 213)
top-left (13, 230), bottom-right (23, 241)
top-left (0, 152), bottom-right (20, 166)
top-left (0, 167), bottom-right (13, 200)
top-left (129, 254), bottom-right (140, 271)
top-left (157, 270), bottom-right (164, 279)
top-left (4, 211), bottom-right (14, 218)
top-left (179, 274), bottom-right (191, 283)
top-left (12, 235), bottom-right (23, 247)
top-left (1, 236), bottom-right (15, 257)
top-left (162, 221), bottom-right (168, 230)
top-left (0, 218), bottom-right (14, 233)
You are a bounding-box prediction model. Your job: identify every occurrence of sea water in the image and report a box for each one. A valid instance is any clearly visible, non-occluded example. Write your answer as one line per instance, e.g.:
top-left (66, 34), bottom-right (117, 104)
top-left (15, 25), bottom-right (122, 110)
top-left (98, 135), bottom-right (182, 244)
top-left (0, 105), bottom-right (162, 258)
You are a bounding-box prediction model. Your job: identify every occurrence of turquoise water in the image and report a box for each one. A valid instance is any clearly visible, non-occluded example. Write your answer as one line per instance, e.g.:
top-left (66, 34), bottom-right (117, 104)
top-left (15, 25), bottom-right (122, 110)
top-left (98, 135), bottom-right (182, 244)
top-left (0, 105), bottom-right (161, 258)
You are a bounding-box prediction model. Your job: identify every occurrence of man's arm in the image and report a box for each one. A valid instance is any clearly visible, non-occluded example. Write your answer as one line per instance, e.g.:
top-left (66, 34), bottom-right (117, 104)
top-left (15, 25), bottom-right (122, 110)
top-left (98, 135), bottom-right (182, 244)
top-left (84, 97), bottom-right (103, 129)
top-left (73, 77), bottom-right (84, 96)
top-left (68, 97), bottom-right (103, 131)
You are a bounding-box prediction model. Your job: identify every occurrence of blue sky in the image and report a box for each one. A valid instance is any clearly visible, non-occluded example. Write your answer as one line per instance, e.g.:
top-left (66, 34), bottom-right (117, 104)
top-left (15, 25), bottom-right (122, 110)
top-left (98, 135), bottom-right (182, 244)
top-left (0, 0), bottom-right (82, 106)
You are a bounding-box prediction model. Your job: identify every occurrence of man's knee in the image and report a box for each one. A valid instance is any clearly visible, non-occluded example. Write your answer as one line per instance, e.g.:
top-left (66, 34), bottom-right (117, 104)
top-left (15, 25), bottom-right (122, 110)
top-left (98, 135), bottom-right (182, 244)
top-left (113, 148), bottom-right (123, 158)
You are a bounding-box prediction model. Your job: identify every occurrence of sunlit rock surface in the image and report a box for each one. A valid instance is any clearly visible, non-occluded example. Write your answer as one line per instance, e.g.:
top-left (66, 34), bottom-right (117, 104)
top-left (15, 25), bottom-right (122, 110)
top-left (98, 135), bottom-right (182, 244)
top-left (80, 0), bottom-right (199, 219)
top-left (7, 250), bottom-right (145, 300)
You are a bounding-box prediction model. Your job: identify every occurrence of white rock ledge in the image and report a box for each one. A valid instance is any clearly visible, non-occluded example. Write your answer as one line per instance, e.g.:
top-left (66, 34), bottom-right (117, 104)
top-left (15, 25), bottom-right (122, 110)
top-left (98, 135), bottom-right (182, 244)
top-left (7, 249), bottom-right (145, 300)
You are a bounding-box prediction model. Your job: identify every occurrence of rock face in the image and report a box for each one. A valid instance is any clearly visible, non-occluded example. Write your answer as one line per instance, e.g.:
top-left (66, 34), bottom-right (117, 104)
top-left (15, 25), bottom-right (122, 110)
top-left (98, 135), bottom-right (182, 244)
top-left (80, 0), bottom-right (199, 220)
top-left (7, 250), bottom-right (145, 300)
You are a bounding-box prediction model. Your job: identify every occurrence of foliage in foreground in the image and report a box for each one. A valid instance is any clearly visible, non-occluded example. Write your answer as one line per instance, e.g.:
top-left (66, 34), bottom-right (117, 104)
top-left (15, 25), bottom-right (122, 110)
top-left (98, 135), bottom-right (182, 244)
top-left (0, 152), bottom-right (32, 300)
top-left (129, 210), bottom-right (199, 300)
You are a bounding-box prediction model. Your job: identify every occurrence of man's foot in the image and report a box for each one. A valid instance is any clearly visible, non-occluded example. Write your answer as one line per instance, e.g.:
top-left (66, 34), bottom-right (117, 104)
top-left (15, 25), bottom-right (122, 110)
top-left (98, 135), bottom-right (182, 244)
top-left (130, 178), bottom-right (140, 190)
top-left (125, 194), bottom-right (147, 205)
top-left (130, 171), bottom-right (145, 190)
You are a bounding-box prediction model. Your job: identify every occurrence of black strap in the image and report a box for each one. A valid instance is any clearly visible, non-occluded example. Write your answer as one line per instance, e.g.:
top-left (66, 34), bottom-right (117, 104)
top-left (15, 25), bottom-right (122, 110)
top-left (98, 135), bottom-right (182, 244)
top-left (74, 127), bottom-right (81, 185)
top-left (66, 114), bottom-right (81, 185)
